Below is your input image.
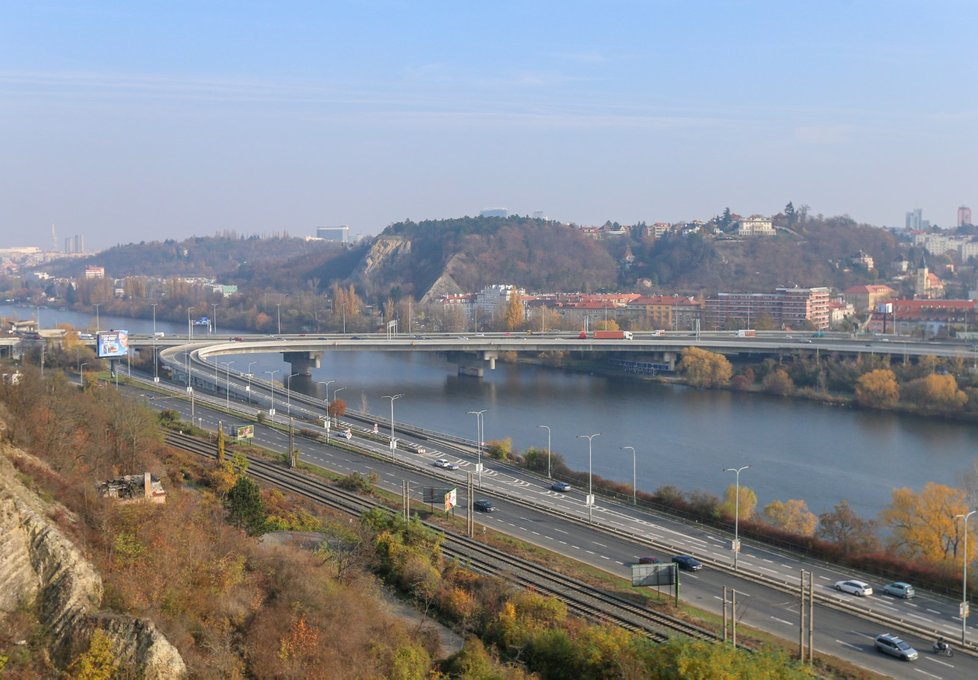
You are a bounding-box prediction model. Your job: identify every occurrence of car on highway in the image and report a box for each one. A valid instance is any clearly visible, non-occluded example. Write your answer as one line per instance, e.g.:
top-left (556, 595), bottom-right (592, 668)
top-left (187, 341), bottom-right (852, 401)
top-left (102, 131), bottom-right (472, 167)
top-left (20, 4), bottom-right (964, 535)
top-left (473, 500), bottom-right (495, 512)
top-left (874, 633), bottom-right (918, 661)
top-left (834, 579), bottom-right (873, 596)
top-left (881, 582), bottom-right (915, 599)
top-left (672, 555), bottom-right (702, 571)
top-left (433, 458), bottom-right (459, 470)
top-left (550, 481), bottom-right (572, 492)
top-left (637, 556), bottom-right (660, 565)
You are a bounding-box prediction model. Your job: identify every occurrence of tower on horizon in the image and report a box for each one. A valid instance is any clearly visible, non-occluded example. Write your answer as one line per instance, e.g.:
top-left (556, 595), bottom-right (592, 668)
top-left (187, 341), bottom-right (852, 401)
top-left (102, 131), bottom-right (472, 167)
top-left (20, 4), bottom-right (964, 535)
top-left (959, 205), bottom-right (972, 227)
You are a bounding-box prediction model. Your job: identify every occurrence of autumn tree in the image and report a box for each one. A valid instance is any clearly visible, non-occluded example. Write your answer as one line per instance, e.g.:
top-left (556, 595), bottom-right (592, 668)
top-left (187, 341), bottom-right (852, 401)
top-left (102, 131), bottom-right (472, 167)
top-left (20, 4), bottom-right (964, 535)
top-left (855, 369), bottom-right (899, 408)
top-left (816, 500), bottom-right (879, 554)
top-left (880, 483), bottom-right (973, 563)
top-left (68, 629), bottom-right (118, 680)
top-left (679, 347), bottom-right (733, 388)
top-left (719, 484), bottom-right (757, 521)
top-left (764, 499), bottom-right (817, 536)
top-left (503, 291), bottom-right (524, 331)
top-left (762, 368), bottom-right (794, 396)
top-left (903, 374), bottom-right (968, 411)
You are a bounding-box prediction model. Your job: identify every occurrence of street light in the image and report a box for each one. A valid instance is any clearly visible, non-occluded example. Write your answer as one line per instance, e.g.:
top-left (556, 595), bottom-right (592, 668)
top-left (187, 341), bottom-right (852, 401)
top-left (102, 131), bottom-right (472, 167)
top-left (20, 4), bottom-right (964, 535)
top-left (383, 394), bottom-right (404, 461)
top-left (276, 303), bottom-right (282, 335)
top-left (221, 361), bottom-right (234, 411)
top-left (332, 386), bottom-right (346, 426)
top-left (538, 425), bottom-right (551, 478)
top-left (94, 303), bottom-right (101, 334)
top-left (318, 380), bottom-right (334, 429)
top-left (264, 370), bottom-right (279, 416)
top-left (468, 410), bottom-right (486, 488)
top-left (955, 509), bottom-right (977, 645)
top-left (151, 303), bottom-right (159, 383)
top-left (187, 307), bottom-right (194, 340)
top-left (79, 362), bottom-right (88, 388)
top-left (577, 433), bottom-right (600, 523)
top-left (211, 303), bottom-right (218, 335)
top-left (286, 372), bottom-right (301, 416)
top-left (622, 446), bottom-right (637, 506)
top-left (724, 465), bottom-right (751, 570)
top-left (246, 361), bottom-right (257, 403)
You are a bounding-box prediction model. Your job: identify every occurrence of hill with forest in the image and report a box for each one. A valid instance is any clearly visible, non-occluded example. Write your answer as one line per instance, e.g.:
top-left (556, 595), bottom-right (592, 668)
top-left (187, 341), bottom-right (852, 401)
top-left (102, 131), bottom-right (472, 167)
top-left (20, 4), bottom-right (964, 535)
top-left (42, 235), bottom-right (342, 280)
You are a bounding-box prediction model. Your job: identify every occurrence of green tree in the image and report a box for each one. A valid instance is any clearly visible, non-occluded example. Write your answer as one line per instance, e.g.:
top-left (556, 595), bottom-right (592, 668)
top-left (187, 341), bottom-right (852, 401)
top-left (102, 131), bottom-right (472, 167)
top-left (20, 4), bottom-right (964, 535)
top-left (225, 475), bottom-right (266, 535)
top-left (855, 369), bottom-right (899, 408)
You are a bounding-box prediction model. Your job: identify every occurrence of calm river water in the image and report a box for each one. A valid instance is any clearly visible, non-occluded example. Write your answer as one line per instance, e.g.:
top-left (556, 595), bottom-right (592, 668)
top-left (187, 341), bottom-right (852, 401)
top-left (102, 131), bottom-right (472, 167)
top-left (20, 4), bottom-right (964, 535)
top-left (8, 304), bottom-right (978, 519)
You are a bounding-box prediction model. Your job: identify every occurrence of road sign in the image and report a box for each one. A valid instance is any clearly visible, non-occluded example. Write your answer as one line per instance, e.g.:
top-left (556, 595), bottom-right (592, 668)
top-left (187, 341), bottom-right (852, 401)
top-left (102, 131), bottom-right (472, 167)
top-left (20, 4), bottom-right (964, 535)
top-left (731, 539), bottom-right (741, 552)
top-left (961, 602), bottom-right (970, 618)
top-left (586, 494), bottom-right (595, 507)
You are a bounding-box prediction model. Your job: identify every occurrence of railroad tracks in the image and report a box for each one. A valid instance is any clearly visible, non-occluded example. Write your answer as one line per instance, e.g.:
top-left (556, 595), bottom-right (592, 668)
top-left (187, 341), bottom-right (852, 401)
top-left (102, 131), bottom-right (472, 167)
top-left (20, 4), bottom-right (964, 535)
top-left (166, 431), bottom-right (717, 644)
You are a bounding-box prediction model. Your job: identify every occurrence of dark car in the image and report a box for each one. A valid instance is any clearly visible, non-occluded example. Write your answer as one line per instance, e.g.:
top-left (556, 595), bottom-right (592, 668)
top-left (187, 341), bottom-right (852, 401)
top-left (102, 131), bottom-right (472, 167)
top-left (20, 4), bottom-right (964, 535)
top-left (473, 500), bottom-right (495, 512)
top-left (637, 556), bottom-right (660, 565)
top-left (550, 481), bottom-right (572, 492)
top-left (874, 633), bottom-right (918, 661)
top-left (672, 555), bottom-right (703, 571)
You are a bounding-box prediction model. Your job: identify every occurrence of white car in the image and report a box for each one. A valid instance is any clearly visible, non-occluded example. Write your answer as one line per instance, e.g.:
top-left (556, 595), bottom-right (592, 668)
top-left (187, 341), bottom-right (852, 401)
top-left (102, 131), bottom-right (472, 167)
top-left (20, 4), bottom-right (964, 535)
top-left (433, 458), bottom-right (459, 471)
top-left (834, 580), bottom-right (873, 596)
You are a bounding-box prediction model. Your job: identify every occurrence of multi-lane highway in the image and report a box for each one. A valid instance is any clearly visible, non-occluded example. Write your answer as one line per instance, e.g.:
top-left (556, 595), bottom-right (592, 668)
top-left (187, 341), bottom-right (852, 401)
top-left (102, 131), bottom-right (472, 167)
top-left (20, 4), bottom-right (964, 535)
top-left (131, 369), bottom-right (978, 679)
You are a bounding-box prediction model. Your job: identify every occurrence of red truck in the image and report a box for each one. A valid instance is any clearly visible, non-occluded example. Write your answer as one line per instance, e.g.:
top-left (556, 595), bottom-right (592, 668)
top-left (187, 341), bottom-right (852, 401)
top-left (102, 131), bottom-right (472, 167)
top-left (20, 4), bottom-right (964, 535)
top-left (578, 330), bottom-right (633, 340)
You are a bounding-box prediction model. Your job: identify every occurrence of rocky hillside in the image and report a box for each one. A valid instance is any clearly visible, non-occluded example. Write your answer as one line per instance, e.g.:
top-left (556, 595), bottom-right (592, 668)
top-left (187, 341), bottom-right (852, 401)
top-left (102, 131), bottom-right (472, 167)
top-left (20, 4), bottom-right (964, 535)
top-left (0, 438), bottom-right (186, 678)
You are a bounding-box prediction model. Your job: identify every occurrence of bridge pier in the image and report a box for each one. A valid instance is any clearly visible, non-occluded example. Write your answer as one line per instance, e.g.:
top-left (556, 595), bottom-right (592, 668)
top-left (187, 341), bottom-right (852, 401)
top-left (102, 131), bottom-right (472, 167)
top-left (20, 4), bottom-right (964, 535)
top-left (448, 351), bottom-right (497, 378)
top-left (283, 351), bottom-right (322, 377)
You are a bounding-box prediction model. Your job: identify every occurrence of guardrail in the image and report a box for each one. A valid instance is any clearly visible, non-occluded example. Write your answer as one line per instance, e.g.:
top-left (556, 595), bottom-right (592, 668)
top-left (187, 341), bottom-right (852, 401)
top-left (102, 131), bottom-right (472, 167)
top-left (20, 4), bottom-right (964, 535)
top-left (136, 371), bottom-right (978, 654)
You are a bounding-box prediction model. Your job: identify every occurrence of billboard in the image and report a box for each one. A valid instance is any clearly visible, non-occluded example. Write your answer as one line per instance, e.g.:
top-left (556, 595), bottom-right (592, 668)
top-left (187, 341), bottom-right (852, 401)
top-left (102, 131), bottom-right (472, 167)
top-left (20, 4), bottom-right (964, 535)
top-left (423, 487), bottom-right (457, 512)
top-left (231, 424), bottom-right (254, 441)
top-left (630, 563), bottom-right (676, 587)
top-left (96, 330), bottom-right (129, 358)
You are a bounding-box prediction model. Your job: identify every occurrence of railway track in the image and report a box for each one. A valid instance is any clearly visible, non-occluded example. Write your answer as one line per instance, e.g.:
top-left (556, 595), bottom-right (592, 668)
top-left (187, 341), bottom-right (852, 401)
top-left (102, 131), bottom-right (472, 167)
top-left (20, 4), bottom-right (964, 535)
top-left (165, 431), bottom-right (717, 644)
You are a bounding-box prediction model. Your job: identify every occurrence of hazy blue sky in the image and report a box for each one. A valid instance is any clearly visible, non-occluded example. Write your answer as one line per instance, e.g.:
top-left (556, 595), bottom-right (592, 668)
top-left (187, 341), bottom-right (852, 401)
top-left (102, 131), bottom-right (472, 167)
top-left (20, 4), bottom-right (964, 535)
top-left (2, 1), bottom-right (976, 251)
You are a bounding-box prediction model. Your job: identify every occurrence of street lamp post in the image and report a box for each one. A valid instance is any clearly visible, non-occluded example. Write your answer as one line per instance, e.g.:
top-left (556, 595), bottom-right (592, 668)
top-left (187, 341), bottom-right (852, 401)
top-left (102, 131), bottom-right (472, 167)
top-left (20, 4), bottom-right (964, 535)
top-left (955, 509), bottom-right (977, 645)
top-left (276, 303), bottom-right (282, 335)
top-left (246, 361), bottom-right (257, 404)
top-left (577, 433), bottom-right (600, 523)
top-left (622, 446), bottom-right (637, 506)
top-left (538, 425), bottom-right (551, 478)
top-left (332, 386), bottom-right (346, 426)
top-left (468, 410), bottom-right (486, 488)
top-left (79, 362), bottom-right (88, 388)
top-left (724, 465), bottom-right (751, 570)
top-left (211, 304), bottom-right (218, 335)
top-left (264, 370), bottom-right (279, 416)
top-left (383, 394), bottom-right (404, 461)
top-left (317, 380), bottom-right (334, 432)
top-left (187, 307), bottom-right (194, 340)
top-left (151, 303), bottom-right (158, 383)
top-left (286, 372), bottom-right (301, 416)
top-left (221, 361), bottom-right (234, 411)
top-left (94, 303), bottom-right (101, 334)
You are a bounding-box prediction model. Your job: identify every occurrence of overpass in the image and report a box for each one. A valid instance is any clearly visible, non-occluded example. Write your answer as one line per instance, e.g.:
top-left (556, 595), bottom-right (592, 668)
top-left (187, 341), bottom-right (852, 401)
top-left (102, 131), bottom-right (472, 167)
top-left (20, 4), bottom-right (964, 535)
top-left (151, 330), bottom-right (978, 382)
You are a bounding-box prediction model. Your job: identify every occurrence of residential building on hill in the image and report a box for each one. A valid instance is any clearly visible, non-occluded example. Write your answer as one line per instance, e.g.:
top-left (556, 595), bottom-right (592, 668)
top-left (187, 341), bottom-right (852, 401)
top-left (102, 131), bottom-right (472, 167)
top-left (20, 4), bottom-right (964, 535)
top-left (843, 284), bottom-right (895, 313)
top-left (704, 287), bottom-right (830, 330)
top-left (735, 215), bottom-right (775, 237)
top-left (625, 295), bottom-right (701, 330)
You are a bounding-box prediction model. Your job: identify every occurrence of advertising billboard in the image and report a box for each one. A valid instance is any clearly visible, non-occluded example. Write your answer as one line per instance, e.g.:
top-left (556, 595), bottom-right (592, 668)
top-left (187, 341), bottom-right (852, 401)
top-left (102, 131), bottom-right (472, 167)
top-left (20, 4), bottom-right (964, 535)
top-left (96, 330), bottom-right (129, 359)
top-left (231, 424), bottom-right (254, 441)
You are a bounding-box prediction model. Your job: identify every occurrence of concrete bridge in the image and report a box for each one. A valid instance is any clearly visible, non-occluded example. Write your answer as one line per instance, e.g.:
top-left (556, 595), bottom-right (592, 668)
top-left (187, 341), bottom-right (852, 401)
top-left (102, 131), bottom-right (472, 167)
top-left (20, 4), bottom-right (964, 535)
top-left (149, 330), bottom-right (978, 382)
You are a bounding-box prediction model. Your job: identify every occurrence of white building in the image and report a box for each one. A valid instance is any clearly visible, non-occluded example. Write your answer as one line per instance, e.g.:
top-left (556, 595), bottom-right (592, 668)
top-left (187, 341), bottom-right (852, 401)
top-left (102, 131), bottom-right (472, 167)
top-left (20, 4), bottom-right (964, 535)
top-left (736, 215), bottom-right (775, 237)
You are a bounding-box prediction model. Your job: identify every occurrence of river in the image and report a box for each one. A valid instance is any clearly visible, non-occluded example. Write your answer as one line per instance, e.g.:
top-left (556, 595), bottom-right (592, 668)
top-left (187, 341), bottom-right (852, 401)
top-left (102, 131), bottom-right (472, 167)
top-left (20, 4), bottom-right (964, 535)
top-left (6, 304), bottom-right (978, 519)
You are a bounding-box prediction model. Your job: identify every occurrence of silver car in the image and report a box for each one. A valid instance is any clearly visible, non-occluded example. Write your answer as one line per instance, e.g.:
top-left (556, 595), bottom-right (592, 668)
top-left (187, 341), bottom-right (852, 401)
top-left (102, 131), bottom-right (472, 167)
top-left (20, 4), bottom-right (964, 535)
top-left (881, 582), bottom-right (915, 599)
top-left (834, 579), bottom-right (873, 596)
top-left (874, 634), bottom-right (918, 661)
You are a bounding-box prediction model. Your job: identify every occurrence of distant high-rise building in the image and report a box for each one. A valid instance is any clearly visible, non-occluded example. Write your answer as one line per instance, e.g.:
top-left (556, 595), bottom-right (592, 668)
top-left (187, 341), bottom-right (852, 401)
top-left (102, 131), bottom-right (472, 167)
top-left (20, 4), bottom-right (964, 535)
top-left (905, 208), bottom-right (923, 230)
top-left (315, 225), bottom-right (350, 243)
top-left (959, 206), bottom-right (972, 227)
top-left (63, 234), bottom-right (84, 254)
top-left (480, 208), bottom-right (509, 218)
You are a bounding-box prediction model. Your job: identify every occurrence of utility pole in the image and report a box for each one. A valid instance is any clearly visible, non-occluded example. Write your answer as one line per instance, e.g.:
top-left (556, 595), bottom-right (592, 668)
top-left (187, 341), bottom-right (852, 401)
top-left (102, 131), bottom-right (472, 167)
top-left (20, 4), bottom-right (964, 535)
top-left (467, 472), bottom-right (475, 538)
top-left (288, 418), bottom-right (296, 468)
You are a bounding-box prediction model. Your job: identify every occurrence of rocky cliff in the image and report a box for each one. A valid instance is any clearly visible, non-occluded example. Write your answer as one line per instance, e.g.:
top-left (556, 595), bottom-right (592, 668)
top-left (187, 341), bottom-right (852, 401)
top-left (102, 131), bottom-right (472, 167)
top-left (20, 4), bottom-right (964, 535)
top-left (0, 441), bottom-right (186, 678)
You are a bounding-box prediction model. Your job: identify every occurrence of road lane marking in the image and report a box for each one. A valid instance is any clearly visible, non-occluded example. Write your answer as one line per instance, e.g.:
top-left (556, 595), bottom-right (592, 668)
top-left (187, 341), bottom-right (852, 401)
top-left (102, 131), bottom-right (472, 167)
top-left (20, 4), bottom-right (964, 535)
top-left (924, 657), bottom-right (954, 669)
top-left (770, 616), bottom-right (793, 626)
top-left (835, 639), bottom-right (860, 651)
top-left (912, 668), bottom-right (942, 679)
top-left (927, 608), bottom-right (942, 614)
